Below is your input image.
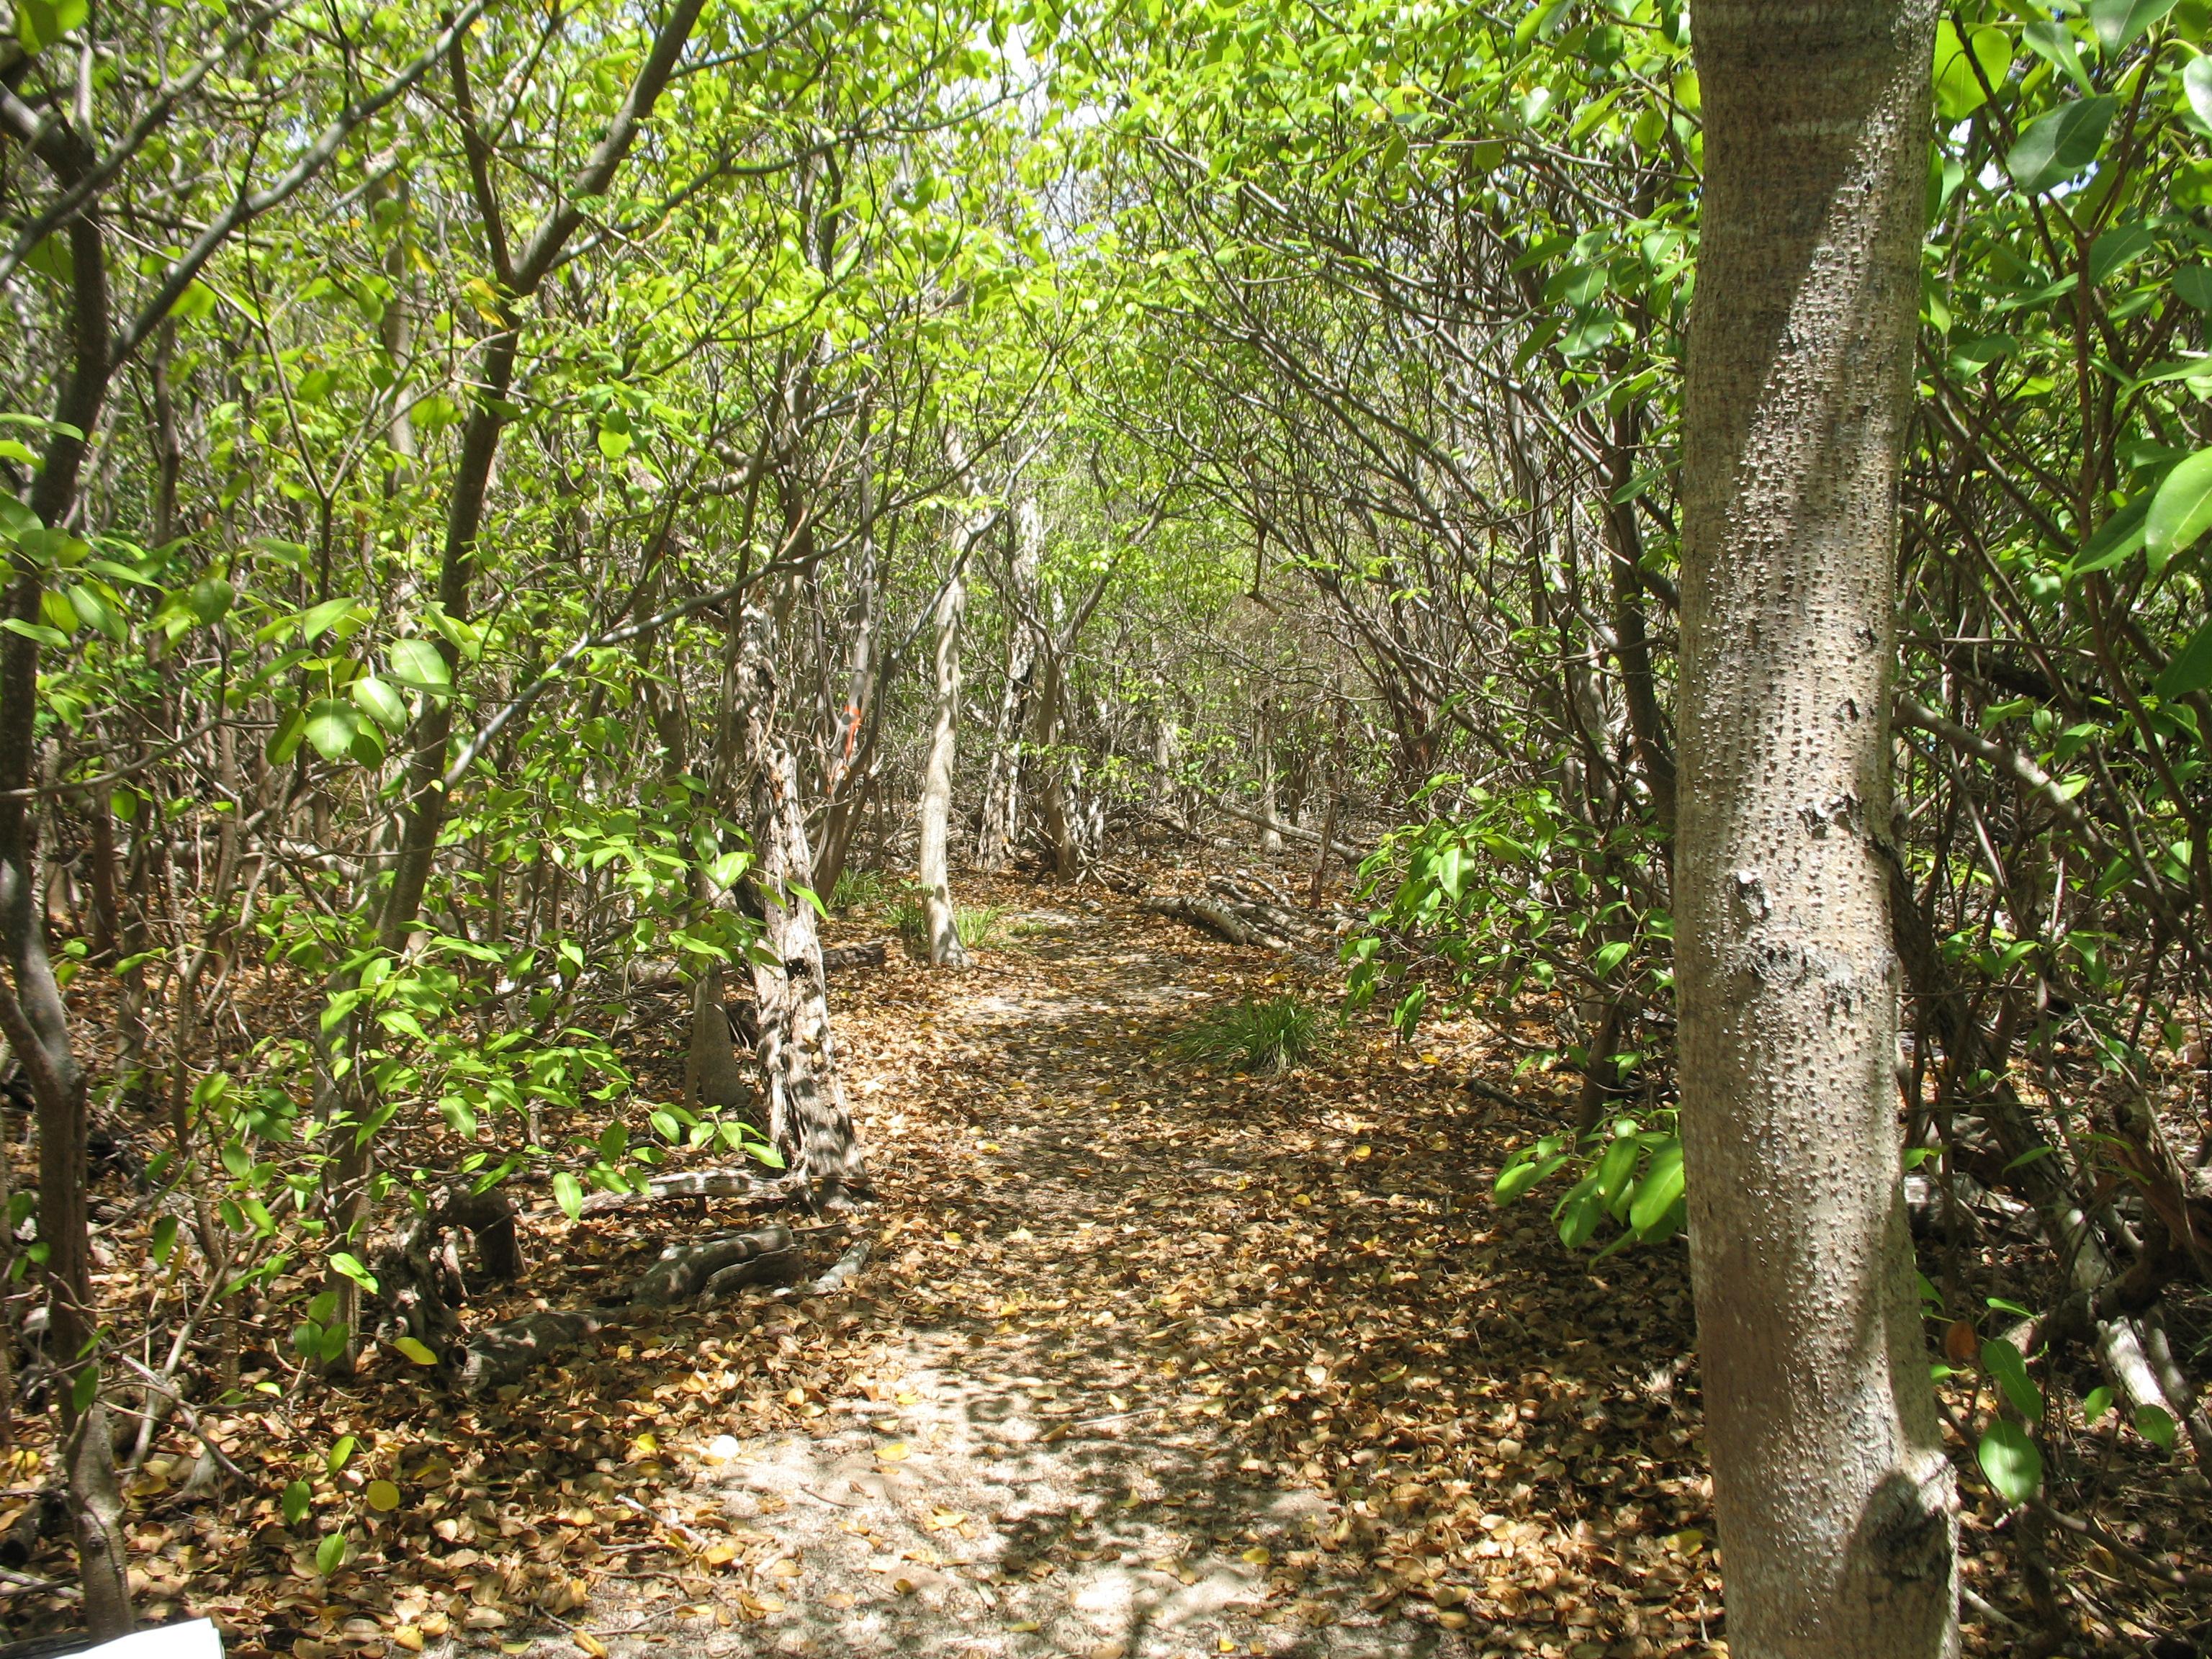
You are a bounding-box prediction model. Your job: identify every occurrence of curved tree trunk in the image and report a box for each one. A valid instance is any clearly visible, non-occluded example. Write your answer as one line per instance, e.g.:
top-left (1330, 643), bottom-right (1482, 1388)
top-left (917, 567), bottom-right (968, 967)
top-left (1676, 3), bottom-right (1955, 1655)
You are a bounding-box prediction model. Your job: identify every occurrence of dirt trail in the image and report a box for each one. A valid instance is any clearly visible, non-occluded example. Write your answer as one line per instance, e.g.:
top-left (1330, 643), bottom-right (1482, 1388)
top-left (544, 889), bottom-right (1709, 1659)
top-left (621, 900), bottom-right (1401, 1659)
top-left (680, 899), bottom-right (1452, 1659)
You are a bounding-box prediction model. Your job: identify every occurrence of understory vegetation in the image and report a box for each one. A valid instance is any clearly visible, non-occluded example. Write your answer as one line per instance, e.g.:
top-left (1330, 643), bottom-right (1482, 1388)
top-left (1173, 993), bottom-right (1327, 1076)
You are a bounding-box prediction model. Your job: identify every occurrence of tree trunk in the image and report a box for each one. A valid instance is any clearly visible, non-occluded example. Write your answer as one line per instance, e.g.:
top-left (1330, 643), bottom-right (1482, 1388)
top-left (1675, 3), bottom-right (1955, 1655)
top-left (1257, 700), bottom-right (1283, 856)
top-left (683, 961), bottom-right (752, 1111)
top-left (734, 604), bottom-right (868, 1205)
top-left (1030, 645), bottom-right (1079, 880)
top-left (320, 0), bottom-right (709, 1365)
top-left (0, 159), bottom-right (135, 1637)
top-left (917, 567), bottom-right (968, 967)
top-left (975, 498), bottom-right (1042, 871)
top-left (813, 469), bottom-right (881, 899)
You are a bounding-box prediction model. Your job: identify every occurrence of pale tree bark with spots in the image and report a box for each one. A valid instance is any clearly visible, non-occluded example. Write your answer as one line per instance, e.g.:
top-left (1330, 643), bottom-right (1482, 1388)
top-left (1676, 0), bottom-right (1958, 1653)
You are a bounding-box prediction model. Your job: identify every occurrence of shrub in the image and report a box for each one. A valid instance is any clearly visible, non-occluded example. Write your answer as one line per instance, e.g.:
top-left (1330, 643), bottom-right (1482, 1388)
top-left (1174, 992), bottom-right (1324, 1074)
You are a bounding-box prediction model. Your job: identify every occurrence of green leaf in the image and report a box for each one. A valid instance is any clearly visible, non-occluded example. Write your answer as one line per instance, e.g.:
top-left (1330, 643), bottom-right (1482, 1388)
top-left (1933, 22), bottom-right (2014, 120)
top-left (0, 618), bottom-right (69, 649)
top-left (351, 676), bottom-right (410, 732)
top-left (327, 1250), bottom-right (379, 1294)
top-left (1981, 1339), bottom-right (2045, 1420)
top-left (391, 1336), bottom-right (438, 1366)
top-left (2186, 55), bottom-right (2212, 132)
top-left (186, 576), bottom-right (235, 624)
top-left (1629, 1139), bottom-right (1684, 1235)
top-left (2071, 493), bottom-right (2150, 575)
top-left (2134, 1403), bottom-right (2178, 1450)
top-left (2081, 1385), bottom-right (2115, 1424)
top-left (266, 707), bottom-right (307, 766)
top-left (2092, 0), bottom-right (2177, 53)
top-left (64, 584), bottom-right (120, 642)
top-left (327, 1435), bottom-right (358, 1475)
top-left (1591, 939), bottom-right (1632, 976)
top-left (2090, 222), bottom-right (2155, 284)
top-left (2176, 264), bottom-right (2212, 311)
top-left (150, 1214), bottom-right (178, 1264)
top-left (299, 595), bottom-right (360, 642)
top-left (282, 1478), bottom-right (313, 1525)
top-left (553, 1170), bottom-right (583, 1220)
top-left (2023, 21), bottom-right (2098, 95)
top-left (386, 638), bottom-right (451, 692)
top-left (167, 281), bottom-right (218, 323)
top-left (14, 0), bottom-right (88, 53)
top-left (1977, 1419), bottom-right (2043, 1503)
top-left (2005, 98), bottom-right (2118, 195)
top-left (303, 699), bottom-right (360, 763)
top-left (71, 1362), bottom-right (99, 1415)
top-left (2146, 446), bottom-right (2212, 570)
top-left (1554, 1181), bottom-right (1603, 1249)
top-left (314, 1532), bottom-right (349, 1575)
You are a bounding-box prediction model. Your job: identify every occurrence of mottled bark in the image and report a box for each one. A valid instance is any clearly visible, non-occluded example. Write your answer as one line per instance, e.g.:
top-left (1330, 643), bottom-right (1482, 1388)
top-left (1676, 3), bottom-right (1956, 1655)
top-left (734, 606), bottom-right (867, 1205)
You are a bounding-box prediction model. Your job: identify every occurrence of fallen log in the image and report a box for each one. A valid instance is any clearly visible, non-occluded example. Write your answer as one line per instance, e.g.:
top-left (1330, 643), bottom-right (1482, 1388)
top-left (701, 1246), bottom-right (803, 1300)
top-left (631, 1225), bottom-right (796, 1306)
top-left (1143, 894), bottom-right (1287, 950)
top-left (1142, 894), bottom-right (1339, 973)
top-left (454, 1310), bottom-right (603, 1397)
top-left (810, 1236), bottom-right (871, 1294)
top-left (819, 939), bottom-right (887, 974)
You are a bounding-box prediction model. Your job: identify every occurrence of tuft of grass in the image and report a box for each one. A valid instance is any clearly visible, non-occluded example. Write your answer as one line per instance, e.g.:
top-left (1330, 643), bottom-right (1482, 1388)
top-left (830, 868), bottom-right (890, 913)
top-left (1174, 992), bottom-right (1325, 1075)
top-left (956, 904), bottom-right (1007, 949)
top-left (891, 896), bottom-right (1006, 953)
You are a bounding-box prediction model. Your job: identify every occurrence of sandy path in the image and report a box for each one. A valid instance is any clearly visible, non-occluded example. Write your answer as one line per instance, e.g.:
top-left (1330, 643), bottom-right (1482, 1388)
top-left (648, 899), bottom-right (1473, 1659)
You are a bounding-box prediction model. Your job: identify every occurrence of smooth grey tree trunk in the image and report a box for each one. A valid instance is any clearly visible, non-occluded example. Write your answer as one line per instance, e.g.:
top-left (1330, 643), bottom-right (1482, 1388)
top-left (1030, 637), bottom-right (1079, 880)
top-left (1676, 3), bottom-right (1956, 1655)
top-left (917, 568), bottom-right (968, 967)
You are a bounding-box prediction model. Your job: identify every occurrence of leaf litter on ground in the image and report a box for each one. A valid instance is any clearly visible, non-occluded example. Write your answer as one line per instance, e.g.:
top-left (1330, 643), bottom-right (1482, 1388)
top-left (8, 863), bottom-right (2186, 1658)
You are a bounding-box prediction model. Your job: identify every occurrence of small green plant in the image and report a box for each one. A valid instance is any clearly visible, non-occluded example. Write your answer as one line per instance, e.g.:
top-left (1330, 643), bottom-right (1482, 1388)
top-left (894, 897), bottom-right (1007, 953)
top-left (956, 904), bottom-right (1007, 949)
top-left (830, 868), bottom-right (889, 912)
top-left (1174, 992), bottom-right (1324, 1074)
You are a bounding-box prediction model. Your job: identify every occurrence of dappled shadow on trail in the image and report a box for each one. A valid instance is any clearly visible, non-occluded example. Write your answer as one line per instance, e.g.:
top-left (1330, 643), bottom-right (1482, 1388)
top-left (549, 884), bottom-right (1721, 1659)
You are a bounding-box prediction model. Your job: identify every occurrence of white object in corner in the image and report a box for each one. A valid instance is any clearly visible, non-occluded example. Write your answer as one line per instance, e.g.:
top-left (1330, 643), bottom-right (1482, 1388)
top-left (74, 1622), bottom-right (224, 1659)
